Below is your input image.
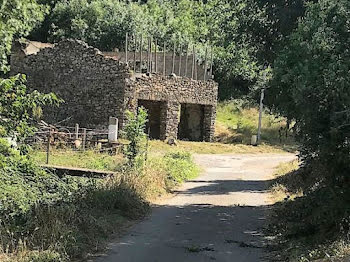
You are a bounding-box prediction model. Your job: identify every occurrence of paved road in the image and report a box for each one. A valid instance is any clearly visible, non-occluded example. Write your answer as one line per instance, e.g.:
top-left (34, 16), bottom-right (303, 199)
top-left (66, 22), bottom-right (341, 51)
top-left (95, 153), bottom-right (296, 262)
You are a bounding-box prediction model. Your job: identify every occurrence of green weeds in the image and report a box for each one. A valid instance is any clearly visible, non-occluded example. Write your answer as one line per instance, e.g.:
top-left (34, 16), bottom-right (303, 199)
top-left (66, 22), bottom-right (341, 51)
top-left (1, 141), bottom-right (199, 261)
top-left (267, 161), bottom-right (350, 261)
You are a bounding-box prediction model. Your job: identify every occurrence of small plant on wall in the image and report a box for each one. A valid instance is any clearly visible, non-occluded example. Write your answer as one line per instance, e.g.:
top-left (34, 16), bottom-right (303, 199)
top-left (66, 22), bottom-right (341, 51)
top-left (123, 107), bottom-right (148, 167)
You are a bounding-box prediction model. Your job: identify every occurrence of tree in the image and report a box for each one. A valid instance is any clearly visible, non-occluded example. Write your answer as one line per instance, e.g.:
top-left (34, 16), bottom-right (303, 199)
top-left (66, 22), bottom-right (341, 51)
top-left (267, 0), bottom-right (350, 182)
top-left (0, 0), bottom-right (47, 72)
top-left (0, 74), bottom-right (60, 152)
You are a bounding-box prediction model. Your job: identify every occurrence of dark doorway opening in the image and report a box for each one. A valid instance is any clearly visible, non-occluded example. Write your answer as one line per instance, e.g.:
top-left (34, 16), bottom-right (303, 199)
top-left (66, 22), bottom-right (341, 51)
top-left (178, 103), bottom-right (204, 141)
top-left (138, 100), bottom-right (163, 139)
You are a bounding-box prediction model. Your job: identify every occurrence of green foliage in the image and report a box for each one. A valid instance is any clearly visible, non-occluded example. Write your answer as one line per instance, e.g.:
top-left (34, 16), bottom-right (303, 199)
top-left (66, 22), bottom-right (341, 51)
top-left (268, 160), bottom-right (350, 261)
top-left (29, 0), bottom-right (273, 99)
top-left (123, 107), bottom-right (148, 165)
top-left (267, 0), bottom-right (350, 182)
top-left (0, 0), bottom-right (47, 72)
top-left (0, 74), bottom-right (60, 147)
top-left (216, 100), bottom-right (293, 145)
top-left (0, 137), bottom-right (148, 259)
top-left (31, 149), bottom-right (125, 171)
top-left (145, 150), bottom-right (200, 192)
top-left (162, 151), bottom-right (199, 188)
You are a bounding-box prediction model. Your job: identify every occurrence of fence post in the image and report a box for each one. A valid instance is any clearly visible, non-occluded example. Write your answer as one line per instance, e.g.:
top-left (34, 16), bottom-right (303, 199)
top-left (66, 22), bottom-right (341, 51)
top-left (139, 35), bottom-right (143, 73)
top-left (204, 46), bottom-right (208, 81)
top-left (178, 45), bottom-right (182, 76)
top-left (209, 48), bottom-right (213, 79)
top-left (155, 39), bottom-right (158, 73)
top-left (172, 42), bottom-right (176, 74)
top-left (133, 34), bottom-right (137, 72)
top-left (82, 128), bottom-right (87, 151)
top-left (163, 42), bottom-right (166, 75)
top-left (75, 124), bottom-right (79, 139)
top-left (191, 46), bottom-right (195, 79)
top-left (185, 44), bottom-right (189, 77)
top-left (108, 117), bottom-right (119, 143)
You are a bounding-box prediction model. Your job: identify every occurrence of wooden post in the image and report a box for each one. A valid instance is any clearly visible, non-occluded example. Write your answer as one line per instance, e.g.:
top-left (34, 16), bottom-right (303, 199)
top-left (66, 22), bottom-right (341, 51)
top-left (195, 50), bottom-right (198, 80)
top-left (204, 46), bottom-right (208, 81)
top-left (133, 34), bottom-right (137, 72)
top-left (191, 46), bottom-right (195, 79)
top-left (139, 35), bottom-right (143, 73)
top-left (147, 38), bottom-right (150, 73)
top-left (125, 32), bottom-right (128, 64)
top-left (209, 48), bottom-right (213, 79)
top-left (172, 42), bottom-right (176, 74)
top-left (178, 45), bottom-right (182, 76)
top-left (163, 42), bottom-right (166, 75)
top-left (184, 44), bottom-right (189, 77)
top-left (82, 128), bottom-right (87, 151)
top-left (46, 129), bottom-right (51, 165)
top-left (155, 39), bottom-right (158, 73)
top-left (150, 36), bottom-right (153, 72)
top-left (75, 123), bottom-right (79, 139)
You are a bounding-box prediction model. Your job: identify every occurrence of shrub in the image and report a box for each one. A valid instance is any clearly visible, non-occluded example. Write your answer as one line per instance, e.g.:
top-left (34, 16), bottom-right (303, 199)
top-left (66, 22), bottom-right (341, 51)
top-left (123, 107), bottom-right (148, 166)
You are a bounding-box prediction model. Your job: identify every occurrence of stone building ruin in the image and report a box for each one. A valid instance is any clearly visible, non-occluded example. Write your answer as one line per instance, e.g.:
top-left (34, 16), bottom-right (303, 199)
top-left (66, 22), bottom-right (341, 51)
top-left (11, 39), bottom-right (218, 142)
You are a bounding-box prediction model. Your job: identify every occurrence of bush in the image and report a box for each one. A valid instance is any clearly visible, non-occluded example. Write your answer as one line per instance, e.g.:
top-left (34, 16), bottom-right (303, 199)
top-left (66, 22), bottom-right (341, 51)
top-left (0, 137), bottom-right (148, 260)
top-left (146, 151), bottom-right (200, 192)
top-left (123, 107), bottom-right (148, 166)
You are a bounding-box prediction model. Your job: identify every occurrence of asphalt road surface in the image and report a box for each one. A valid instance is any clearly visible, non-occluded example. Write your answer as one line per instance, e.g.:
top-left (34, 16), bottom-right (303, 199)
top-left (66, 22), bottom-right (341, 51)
top-left (95, 153), bottom-right (296, 262)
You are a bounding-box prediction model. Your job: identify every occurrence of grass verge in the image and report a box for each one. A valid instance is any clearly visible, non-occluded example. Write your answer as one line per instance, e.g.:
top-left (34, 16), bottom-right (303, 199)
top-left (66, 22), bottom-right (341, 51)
top-left (1, 148), bottom-right (199, 261)
top-left (149, 140), bottom-right (293, 155)
top-left (267, 161), bottom-right (350, 262)
top-left (215, 100), bottom-right (296, 148)
top-left (31, 149), bottom-right (125, 171)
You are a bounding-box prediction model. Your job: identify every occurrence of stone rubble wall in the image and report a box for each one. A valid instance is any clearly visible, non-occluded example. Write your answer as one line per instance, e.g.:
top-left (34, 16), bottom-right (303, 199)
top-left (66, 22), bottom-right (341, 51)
top-left (125, 74), bottom-right (218, 141)
top-left (11, 39), bottom-right (130, 128)
top-left (10, 39), bottom-right (218, 141)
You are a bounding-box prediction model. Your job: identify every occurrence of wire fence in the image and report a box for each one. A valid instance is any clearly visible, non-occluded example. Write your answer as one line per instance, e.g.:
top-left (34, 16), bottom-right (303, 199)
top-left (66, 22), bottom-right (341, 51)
top-left (27, 121), bottom-right (124, 164)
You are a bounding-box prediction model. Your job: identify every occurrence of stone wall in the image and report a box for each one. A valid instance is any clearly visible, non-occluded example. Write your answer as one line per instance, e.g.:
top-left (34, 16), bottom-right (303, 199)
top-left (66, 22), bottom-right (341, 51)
top-left (125, 74), bottom-right (218, 141)
top-left (10, 39), bottom-right (218, 142)
top-left (11, 40), bottom-right (130, 128)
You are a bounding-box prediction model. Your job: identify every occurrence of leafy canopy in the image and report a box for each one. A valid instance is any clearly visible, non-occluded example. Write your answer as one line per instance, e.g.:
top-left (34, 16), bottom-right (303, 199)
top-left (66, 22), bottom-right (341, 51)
top-left (0, 0), bottom-right (47, 72)
top-left (267, 0), bottom-right (350, 179)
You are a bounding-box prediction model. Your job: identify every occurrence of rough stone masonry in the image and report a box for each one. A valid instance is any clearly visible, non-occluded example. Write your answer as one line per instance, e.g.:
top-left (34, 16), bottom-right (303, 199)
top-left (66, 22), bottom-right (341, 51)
top-left (11, 39), bottom-right (218, 142)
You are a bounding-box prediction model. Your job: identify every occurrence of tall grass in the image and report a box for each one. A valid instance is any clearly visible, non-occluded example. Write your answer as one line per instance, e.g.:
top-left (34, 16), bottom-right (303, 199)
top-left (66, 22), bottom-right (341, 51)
top-left (31, 150), bottom-right (125, 171)
top-left (215, 100), bottom-right (294, 145)
top-left (1, 150), bottom-right (199, 262)
top-left (267, 161), bottom-right (350, 261)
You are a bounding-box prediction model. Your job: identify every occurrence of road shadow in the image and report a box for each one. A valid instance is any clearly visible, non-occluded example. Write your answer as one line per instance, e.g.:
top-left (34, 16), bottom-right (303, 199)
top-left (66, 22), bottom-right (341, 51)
top-left (173, 179), bottom-right (274, 195)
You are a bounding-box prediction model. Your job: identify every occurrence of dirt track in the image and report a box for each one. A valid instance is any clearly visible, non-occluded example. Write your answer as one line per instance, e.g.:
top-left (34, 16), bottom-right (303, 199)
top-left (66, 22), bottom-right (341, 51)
top-left (95, 153), bottom-right (296, 262)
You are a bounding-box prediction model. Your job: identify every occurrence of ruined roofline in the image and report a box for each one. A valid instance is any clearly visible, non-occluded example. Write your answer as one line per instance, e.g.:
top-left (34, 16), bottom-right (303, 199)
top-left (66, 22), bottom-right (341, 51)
top-left (14, 39), bottom-right (215, 83)
top-left (15, 39), bottom-right (129, 67)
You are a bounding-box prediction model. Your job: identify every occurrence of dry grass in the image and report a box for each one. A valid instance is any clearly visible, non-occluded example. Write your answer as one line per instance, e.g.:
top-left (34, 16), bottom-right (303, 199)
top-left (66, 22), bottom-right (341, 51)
top-left (267, 161), bottom-right (350, 262)
top-left (149, 140), bottom-right (292, 155)
top-left (215, 101), bottom-right (295, 146)
top-left (269, 160), bottom-right (302, 202)
top-left (31, 149), bottom-right (125, 171)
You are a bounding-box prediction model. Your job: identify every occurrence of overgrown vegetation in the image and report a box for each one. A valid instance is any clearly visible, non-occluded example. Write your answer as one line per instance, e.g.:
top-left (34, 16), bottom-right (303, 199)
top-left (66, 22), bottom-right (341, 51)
top-left (263, 1), bottom-right (350, 260)
top-left (123, 107), bottom-right (148, 166)
top-left (25, 0), bottom-right (310, 99)
top-left (2, 0), bottom-right (350, 261)
top-left (215, 100), bottom-right (294, 146)
top-left (1, 92), bottom-right (199, 261)
top-left (268, 160), bottom-right (350, 261)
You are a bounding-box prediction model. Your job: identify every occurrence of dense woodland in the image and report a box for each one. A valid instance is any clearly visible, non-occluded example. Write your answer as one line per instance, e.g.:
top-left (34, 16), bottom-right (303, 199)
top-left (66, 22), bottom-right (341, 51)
top-left (0, 0), bottom-right (350, 261)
